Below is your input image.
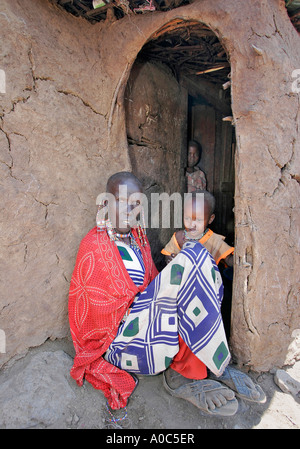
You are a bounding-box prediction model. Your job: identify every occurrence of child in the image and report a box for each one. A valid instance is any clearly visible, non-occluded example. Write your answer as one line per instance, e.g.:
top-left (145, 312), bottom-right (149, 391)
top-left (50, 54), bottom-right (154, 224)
top-left (186, 140), bottom-right (207, 192)
top-left (161, 190), bottom-right (234, 267)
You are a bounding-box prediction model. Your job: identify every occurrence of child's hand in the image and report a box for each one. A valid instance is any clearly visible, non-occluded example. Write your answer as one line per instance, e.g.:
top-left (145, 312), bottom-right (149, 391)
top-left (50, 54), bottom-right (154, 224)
top-left (165, 254), bottom-right (176, 264)
top-left (224, 254), bottom-right (233, 267)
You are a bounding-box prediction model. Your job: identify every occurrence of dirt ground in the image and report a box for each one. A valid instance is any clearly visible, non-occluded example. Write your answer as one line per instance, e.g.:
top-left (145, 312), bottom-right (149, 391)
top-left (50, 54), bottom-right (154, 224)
top-left (0, 337), bottom-right (299, 431)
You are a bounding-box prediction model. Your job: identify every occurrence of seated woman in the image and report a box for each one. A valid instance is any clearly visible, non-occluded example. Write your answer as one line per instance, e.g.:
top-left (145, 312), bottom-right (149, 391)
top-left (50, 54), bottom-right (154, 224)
top-left (68, 172), bottom-right (265, 418)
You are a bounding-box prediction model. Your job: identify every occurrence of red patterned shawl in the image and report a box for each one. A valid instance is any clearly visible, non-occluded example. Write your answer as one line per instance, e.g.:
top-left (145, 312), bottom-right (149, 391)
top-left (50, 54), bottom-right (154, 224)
top-left (69, 226), bottom-right (158, 409)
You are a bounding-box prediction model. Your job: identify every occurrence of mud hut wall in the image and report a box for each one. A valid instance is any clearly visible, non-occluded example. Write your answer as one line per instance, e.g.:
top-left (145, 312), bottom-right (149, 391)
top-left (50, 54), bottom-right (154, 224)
top-left (226, 3), bottom-right (300, 370)
top-left (0, 0), bottom-right (299, 372)
top-left (0, 0), bottom-right (133, 366)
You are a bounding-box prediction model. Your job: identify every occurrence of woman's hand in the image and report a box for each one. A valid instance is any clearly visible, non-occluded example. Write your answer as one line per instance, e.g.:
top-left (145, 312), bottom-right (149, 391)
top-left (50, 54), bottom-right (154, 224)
top-left (165, 254), bottom-right (176, 264)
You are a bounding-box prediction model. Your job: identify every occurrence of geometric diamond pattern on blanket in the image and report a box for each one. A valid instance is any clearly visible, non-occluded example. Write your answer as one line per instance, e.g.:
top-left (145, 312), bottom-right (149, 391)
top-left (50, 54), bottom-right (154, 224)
top-left (116, 241), bottom-right (145, 287)
top-left (123, 317), bottom-right (139, 337)
top-left (170, 264), bottom-right (184, 285)
top-left (121, 353), bottom-right (139, 371)
top-left (104, 241), bottom-right (230, 377)
top-left (211, 266), bottom-right (216, 283)
top-left (185, 295), bottom-right (208, 328)
top-left (165, 356), bottom-right (173, 368)
top-left (117, 246), bottom-right (133, 261)
top-left (212, 341), bottom-right (229, 370)
top-left (151, 343), bottom-right (179, 373)
top-left (156, 311), bottom-right (177, 334)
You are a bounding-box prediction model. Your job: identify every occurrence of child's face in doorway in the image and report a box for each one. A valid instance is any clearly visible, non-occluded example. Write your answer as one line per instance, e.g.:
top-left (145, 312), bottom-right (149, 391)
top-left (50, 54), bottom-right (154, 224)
top-left (184, 197), bottom-right (214, 240)
top-left (187, 145), bottom-right (199, 168)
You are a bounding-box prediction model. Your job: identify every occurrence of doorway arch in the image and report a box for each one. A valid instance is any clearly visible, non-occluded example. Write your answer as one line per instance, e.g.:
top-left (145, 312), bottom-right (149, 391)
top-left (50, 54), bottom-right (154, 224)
top-left (124, 19), bottom-right (235, 337)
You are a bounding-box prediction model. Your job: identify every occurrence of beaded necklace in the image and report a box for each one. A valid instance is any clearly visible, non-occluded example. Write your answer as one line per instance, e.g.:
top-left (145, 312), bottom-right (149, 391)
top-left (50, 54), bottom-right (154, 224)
top-left (114, 231), bottom-right (131, 239)
top-left (105, 402), bottom-right (128, 425)
top-left (184, 227), bottom-right (209, 242)
top-left (114, 230), bottom-right (140, 249)
top-left (97, 217), bottom-right (147, 247)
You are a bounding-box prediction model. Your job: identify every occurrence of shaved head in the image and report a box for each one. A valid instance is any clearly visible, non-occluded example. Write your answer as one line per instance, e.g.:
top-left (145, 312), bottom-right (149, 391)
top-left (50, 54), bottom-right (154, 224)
top-left (188, 189), bottom-right (215, 216)
top-left (106, 171), bottom-right (143, 193)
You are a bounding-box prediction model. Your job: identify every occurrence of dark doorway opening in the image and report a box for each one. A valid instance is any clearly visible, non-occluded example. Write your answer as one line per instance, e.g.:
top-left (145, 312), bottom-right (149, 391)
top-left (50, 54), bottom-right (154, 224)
top-left (125, 20), bottom-right (234, 338)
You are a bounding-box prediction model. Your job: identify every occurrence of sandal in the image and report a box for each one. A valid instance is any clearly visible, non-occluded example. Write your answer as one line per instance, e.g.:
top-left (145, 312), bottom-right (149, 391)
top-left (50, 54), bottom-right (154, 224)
top-left (209, 365), bottom-right (266, 403)
top-left (163, 373), bottom-right (238, 416)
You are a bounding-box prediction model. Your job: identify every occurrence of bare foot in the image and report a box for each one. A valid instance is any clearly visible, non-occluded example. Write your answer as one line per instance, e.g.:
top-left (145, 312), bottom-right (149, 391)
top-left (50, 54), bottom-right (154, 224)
top-left (164, 368), bottom-right (238, 415)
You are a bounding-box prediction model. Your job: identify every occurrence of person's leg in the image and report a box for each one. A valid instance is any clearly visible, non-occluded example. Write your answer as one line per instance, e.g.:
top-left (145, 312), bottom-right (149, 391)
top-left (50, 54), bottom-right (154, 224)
top-left (104, 242), bottom-right (238, 415)
top-left (208, 365), bottom-right (266, 403)
top-left (162, 371), bottom-right (237, 416)
top-left (170, 335), bottom-right (207, 380)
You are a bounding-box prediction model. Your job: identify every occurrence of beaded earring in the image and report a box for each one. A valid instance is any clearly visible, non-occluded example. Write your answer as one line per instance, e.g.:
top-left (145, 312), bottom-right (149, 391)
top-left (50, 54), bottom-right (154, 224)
top-left (96, 204), bottom-right (106, 232)
top-left (136, 207), bottom-right (147, 246)
top-left (105, 218), bottom-right (118, 241)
